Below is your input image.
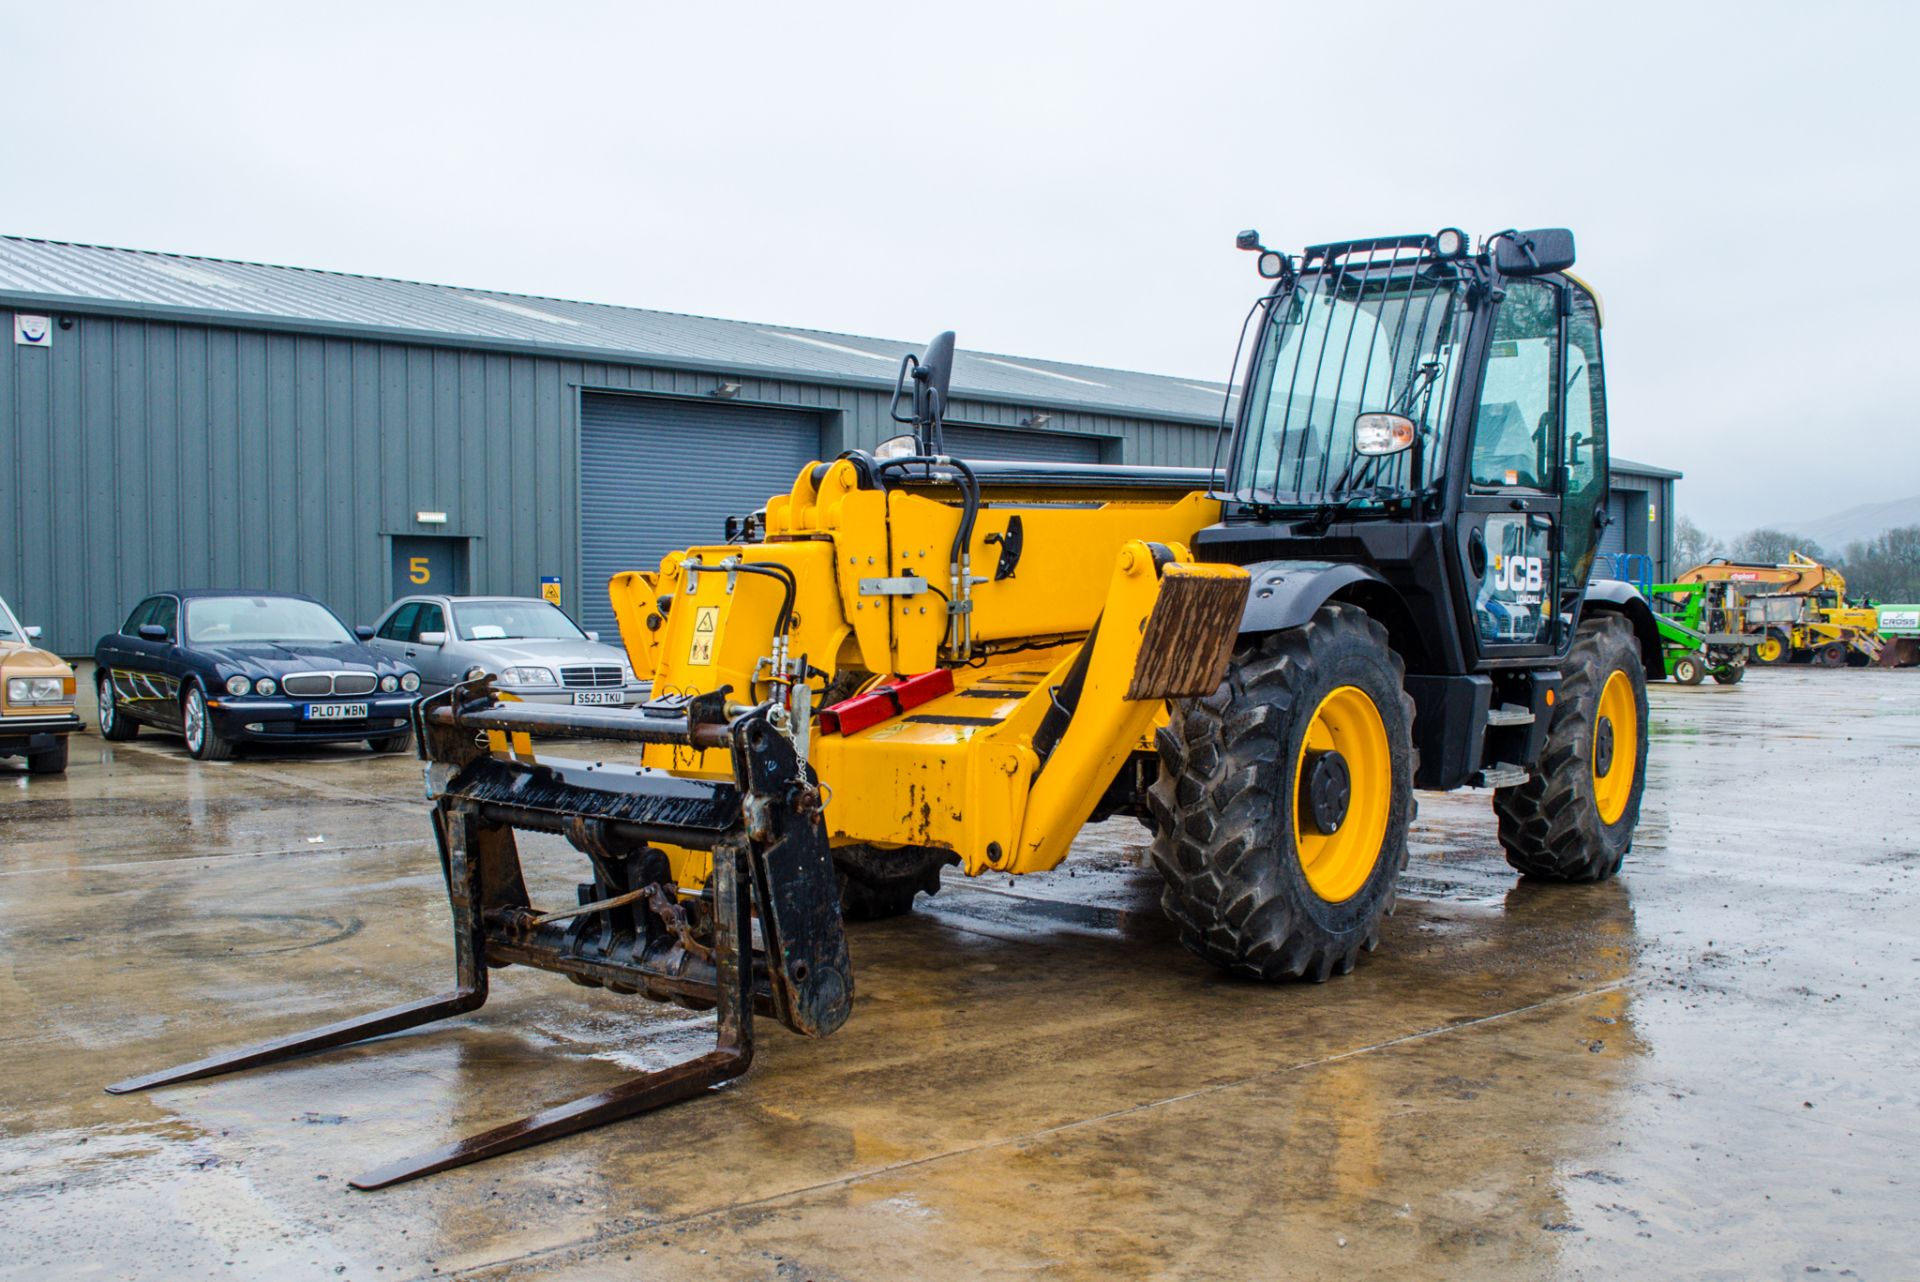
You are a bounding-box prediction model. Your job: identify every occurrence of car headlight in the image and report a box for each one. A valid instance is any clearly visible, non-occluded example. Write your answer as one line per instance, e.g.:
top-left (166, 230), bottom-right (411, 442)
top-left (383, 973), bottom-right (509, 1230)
top-left (496, 666), bottom-right (555, 687)
top-left (225, 675), bottom-right (252, 696)
top-left (379, 675), bottom-right (399, 693)
top-left (400, 672), bottom-right (421, 692)
top-left (621, 661), bottom-right (638, 683)
top-left (255, 677), bottom-right (278, 697)
top-left (6, 677), bottom-right (68, 704)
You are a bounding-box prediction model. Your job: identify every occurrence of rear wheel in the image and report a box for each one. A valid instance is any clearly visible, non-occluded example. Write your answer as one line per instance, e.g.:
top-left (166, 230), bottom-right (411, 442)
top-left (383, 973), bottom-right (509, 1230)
top-left (1671, 654), bottom-right (1705, 685)
top-left (181, 684), bottom-right (234, 762)
top-left (832, 844), bottom-right (954, 921)
top-left (1495, 615), bottom-right (1647, 882)
top-left (1752, 631), bottom-right (1790, 666)
top-left (1815, 642), bottom-right (1848, 668)
top-left (1711, 662), bottom-right (1745, 685)
top-left (1149, 604), bottom-right (1414, 982)
top-left (97, 673), bottom-right (138, 741)
top-left (26, 738), bottom-right (69, 775)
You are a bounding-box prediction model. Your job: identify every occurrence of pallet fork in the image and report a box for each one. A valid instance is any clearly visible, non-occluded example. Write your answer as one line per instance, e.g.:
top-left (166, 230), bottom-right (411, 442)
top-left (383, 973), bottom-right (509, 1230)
top-left (107, 681), bottom-right (851, 1189)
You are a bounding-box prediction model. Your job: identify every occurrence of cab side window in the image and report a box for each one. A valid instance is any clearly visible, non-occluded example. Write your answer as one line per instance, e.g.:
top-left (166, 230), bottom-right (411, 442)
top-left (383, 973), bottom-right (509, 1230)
top-left (123, 598), bottom-right (161, 635)
top-left (410, 604), bottom-right (446, 642)
top-left (1560, 289), bottom-right (1609, 586)
top-left (379, 602), bottom-right (421, 642)
top-left (1470, 278), bottom-right (1560, 489)
top-left (150, 597), bottom-right (179, 641)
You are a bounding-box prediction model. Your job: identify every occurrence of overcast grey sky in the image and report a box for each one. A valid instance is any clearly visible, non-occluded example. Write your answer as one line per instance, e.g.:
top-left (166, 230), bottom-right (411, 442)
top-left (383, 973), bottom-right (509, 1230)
top-left (4, 1), bottom-right (1915, 534)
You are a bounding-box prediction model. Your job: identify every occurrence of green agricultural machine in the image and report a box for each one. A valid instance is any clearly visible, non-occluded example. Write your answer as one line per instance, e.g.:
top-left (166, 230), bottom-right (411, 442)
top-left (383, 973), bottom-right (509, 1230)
top-left (1648, 581), bottom-right (1754, 685)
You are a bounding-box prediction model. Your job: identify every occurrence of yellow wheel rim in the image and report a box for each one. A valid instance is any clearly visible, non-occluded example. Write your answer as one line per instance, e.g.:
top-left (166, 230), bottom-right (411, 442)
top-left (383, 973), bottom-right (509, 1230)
top-left (1292, 685), bottom-right (1393, 903)
top-left (1592, 668), bottom-right (1637, 825)
top-left (1755, 636), bottom-right (1783, 663)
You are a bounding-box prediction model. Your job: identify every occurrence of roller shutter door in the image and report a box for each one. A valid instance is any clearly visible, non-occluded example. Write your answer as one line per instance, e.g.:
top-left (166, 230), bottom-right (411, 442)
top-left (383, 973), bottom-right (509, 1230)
top-left (940, 424), bottom-right (1105, 464)
top-left (579, 395), bottom-right (821, 637)
top-left (1596, 490), bottom-right (1632, 564)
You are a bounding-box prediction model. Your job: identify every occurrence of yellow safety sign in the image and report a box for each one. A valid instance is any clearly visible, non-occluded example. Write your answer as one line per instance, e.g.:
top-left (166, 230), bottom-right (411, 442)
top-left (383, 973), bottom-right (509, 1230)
top-left (687, 606), bottom-right (719, 665)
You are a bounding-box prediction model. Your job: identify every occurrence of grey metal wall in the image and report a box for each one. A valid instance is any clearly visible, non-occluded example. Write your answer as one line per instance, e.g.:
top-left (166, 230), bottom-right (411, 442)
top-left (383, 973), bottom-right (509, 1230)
top-left (2, 312), bottom-right (1222, 654)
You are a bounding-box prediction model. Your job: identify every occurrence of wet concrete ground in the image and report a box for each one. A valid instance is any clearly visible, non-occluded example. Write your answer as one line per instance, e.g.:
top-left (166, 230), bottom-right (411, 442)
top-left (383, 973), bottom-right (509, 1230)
top-left (1, 667), bottom-right (1915, 1280)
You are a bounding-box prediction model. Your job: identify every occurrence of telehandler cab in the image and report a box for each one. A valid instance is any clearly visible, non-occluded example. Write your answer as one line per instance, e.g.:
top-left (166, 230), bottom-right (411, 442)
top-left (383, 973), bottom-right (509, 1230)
top-left (111, 227), bottom-right (1659, 1188)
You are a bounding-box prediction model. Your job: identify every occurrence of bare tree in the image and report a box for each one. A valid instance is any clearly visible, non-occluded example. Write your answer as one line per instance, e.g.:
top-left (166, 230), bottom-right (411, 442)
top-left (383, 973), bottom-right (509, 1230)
top-left (1729, 527), bottom-right (1824, 564)
top-left (1673, 514), bottom-right (1721, 570)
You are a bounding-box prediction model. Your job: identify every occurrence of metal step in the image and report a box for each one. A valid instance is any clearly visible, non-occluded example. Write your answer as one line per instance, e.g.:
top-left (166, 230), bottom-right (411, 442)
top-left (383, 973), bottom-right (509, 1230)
top-left (1485, 704), bottom-right (1535, 727)
top-left (1476, 763), bottom-right (1530, 789)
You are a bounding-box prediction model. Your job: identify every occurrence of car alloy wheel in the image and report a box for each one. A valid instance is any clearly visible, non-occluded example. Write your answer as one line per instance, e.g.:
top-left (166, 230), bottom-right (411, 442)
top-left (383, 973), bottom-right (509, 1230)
top-left (98, 677), bottom-right (115, 734)
top-left (184, 688), bottom-right (205, 752)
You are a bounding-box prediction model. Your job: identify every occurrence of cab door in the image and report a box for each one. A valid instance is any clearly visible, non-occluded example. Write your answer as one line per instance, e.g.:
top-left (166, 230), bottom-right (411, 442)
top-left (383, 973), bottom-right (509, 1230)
top-left (1454, 277), bottom-right (1565, 660)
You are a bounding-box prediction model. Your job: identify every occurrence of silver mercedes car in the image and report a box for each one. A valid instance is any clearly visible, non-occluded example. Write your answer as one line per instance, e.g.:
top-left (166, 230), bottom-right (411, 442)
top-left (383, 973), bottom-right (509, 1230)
top-left (367, 595), bottom-right (648, 706)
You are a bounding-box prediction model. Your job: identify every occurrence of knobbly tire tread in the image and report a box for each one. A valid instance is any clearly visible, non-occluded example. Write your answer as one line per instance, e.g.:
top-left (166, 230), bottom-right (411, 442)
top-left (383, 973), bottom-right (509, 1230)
top-left (1147, 604), bottom-right (1415, 982)
top-left (1494, 614), bottom-right (1647, 882)
top-left (833, 845), bottom-right (955, 921)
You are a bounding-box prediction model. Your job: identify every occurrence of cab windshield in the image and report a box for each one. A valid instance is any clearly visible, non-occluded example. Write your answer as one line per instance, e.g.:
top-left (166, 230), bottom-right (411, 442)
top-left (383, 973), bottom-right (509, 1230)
top-left (186, 596), bottom-right (354, 644)
top-left (453, 600), bottom-right (587, 643)
top-left (1231, 266), bottom-right (1468, 508)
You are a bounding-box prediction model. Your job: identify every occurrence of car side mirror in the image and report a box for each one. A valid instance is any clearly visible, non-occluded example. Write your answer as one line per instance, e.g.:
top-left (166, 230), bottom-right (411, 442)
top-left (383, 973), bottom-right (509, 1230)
top-left (354, 625), bottom-right (375, 640)
top-left (417, 630), bottom-right (447, 646)
top-left (138, 623), bottom-right (168, 641)
top-left (585, 631), bottom-right (600, 643)
top-left (23, 625), bottom-right (41, 640)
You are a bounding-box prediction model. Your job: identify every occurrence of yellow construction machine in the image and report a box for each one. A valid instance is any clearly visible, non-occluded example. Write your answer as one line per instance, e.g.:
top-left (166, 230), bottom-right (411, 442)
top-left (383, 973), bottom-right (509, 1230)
top-left (112, 228), bottom-right (1661, 1188)
top-left (1677, 551), bottom-right (1909, 666)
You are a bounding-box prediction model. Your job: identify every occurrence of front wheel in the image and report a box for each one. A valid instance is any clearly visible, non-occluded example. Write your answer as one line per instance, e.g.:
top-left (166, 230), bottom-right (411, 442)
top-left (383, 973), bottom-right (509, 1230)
top-left (1815, 642), bottom-right (1849, 668)
top-left (832, 845), bottom-right (954, 921)
top-left (27, 738), bottom-right (69, 775)
top-left (182, 684), bottom-right (234, 762)
top-left (1494, 615), bottom-right (1648, 882)
top-left (1711, 662), bottom-right (1746, 685)
top-left (1671, 654), bottom-right (1705, 685)
top-left (1752, 631), bottom-right (1790, 666)
top-left (98, 673), bottom-right (138, 741)
top-left (1149, 603), bottom-right (1414, 982)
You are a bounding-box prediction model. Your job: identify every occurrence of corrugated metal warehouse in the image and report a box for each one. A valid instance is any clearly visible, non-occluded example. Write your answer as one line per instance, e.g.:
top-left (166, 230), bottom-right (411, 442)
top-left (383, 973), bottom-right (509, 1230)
top-left (2, 236), bottom-right (1680, 654)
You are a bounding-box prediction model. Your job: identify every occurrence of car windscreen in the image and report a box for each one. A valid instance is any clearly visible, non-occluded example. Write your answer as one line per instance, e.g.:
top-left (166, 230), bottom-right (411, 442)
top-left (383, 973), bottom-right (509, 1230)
top-left (185, 597), bottom-right (354, 644)
top-left (0, 599), bottom-right (20, 642)
top-left (453, 600), bottom-right (587, 642)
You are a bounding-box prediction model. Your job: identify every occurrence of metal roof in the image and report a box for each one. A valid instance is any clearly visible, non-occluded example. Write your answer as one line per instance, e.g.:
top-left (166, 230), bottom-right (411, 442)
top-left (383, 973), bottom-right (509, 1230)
top-left (0, 236), bottom-right (1232, 425)
top-left (1612, 456), bottom-right (1683, 480)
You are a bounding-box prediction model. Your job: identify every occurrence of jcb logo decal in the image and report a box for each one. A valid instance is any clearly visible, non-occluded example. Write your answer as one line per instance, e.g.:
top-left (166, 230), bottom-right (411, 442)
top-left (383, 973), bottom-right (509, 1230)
top-left (1491, 555), bottom-right (1544, 592)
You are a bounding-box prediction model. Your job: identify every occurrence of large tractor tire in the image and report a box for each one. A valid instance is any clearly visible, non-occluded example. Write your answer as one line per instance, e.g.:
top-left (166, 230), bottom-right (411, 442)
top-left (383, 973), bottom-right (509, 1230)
top-left (1494, 615), bottom-right (1647, 882)
top-left (1752, 631), bottom-right (1791, 666)
top-left (832, 844), bottom-right (954, 921)
top-left (1148, 604), bottom-right (1414, 982)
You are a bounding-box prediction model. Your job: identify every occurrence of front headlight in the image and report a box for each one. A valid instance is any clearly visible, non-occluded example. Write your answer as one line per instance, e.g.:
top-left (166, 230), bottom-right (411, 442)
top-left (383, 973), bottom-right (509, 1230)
top-left (496, 666), bottom-right (555, 687)
top-left (379, 675), bottom-right (399, 693)
top-left (6, 677), bottom-right (68, 704)
top-left (255, 677), bottom-right (278, 697)
top-left (225, 674), bottom-right (252, 696)
top-left (621, 661), bottom-right (638, 684)
top-left (400, 672), bottom-right (421, 692)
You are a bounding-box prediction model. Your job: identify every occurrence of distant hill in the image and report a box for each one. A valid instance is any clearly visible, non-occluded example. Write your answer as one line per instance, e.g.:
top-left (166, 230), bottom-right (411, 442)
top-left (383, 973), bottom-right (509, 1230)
top-left (1784, 495), bottom-right (1920, 552)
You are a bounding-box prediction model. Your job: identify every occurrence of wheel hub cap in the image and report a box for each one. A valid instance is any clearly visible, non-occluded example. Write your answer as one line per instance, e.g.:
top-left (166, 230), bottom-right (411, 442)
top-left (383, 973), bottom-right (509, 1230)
top-left (1300, 750), bottom-right (1352, 835)
top-left (1595, 717), bottom-right (1615, 776)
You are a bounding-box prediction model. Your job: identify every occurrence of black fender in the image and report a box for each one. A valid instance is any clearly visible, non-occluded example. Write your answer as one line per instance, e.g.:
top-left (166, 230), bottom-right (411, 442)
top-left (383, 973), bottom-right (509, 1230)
top-left (1582, 579), bottom-right (1666, 680)
top-left (1238, 560), bottom-right (1394, 634)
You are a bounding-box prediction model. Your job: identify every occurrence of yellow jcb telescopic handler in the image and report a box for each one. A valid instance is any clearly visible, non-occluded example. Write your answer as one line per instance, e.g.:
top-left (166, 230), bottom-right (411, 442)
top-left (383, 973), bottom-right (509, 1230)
top-left (112, 227), bottom-right (1661, 1188)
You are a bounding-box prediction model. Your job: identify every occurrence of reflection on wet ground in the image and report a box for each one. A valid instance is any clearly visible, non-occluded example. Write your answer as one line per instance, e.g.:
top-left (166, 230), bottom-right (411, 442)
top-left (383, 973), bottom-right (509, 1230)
top-left (0, 666), bottom-right (1915, 1279)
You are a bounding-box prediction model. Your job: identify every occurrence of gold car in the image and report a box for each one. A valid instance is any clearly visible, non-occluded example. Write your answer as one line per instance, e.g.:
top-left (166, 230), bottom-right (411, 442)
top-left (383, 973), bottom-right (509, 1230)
top-left (1, 595), bottom-right (81, 775)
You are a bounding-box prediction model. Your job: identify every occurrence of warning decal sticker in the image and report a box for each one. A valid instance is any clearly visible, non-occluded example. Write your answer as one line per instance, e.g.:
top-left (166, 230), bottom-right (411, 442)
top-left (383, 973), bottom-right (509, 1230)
top-left (687, 606), bottom-right (719, 665)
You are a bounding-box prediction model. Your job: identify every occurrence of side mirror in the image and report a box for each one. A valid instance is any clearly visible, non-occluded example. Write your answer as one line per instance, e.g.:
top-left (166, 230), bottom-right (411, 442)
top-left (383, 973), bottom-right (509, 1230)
top-left (23, 625), bottom-right (41, 640)
top-left (1492, 228), bottom-right (1575, 276)
top-left (417, 630), bottom-right (447, 646)
top-left (585, 631), bottom-right (600, 643)
top-left (354, 625), bottom-right (375, 641)
top-left (914, 331), bottom-right (956, 430)
top-left (137, 623), bottom-right (168, 642)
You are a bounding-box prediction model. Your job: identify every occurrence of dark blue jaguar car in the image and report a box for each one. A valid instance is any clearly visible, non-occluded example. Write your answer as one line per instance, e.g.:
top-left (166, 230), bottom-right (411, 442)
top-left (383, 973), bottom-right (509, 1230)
top-left (94, 590), bottom-right (421, 760)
